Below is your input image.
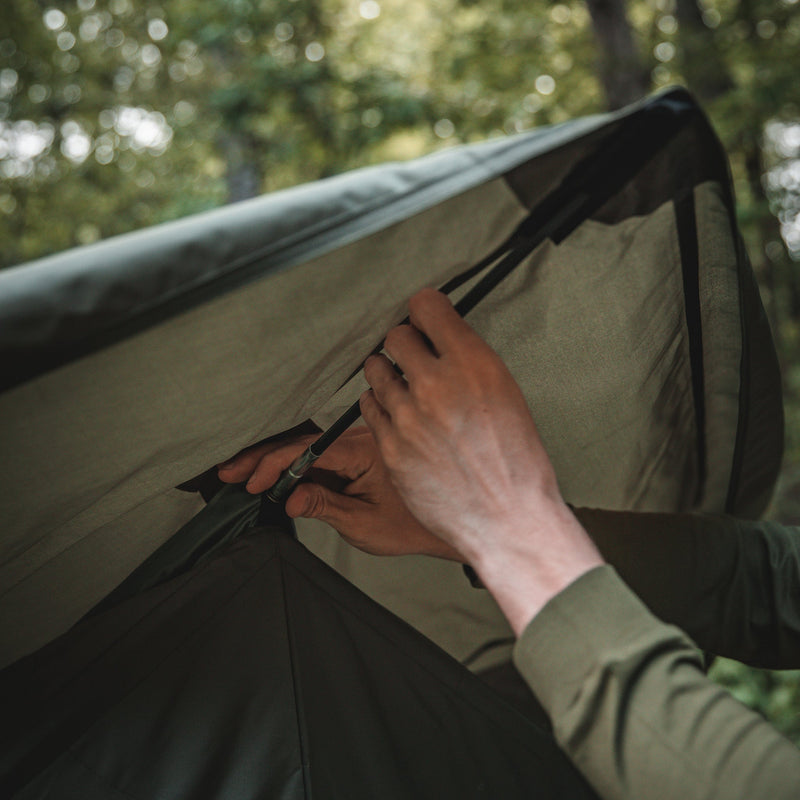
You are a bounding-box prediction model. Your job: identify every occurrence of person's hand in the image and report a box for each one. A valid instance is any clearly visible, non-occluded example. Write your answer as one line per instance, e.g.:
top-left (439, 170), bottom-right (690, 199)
top-left (359, 288), bottom-right (604, 633)
top-left (217, 427), bottom-right (463, 560)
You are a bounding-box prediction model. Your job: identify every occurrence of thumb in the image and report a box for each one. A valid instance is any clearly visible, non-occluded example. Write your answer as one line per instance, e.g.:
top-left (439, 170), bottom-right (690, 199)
top-left (286, 483), bottom-right (362, 532)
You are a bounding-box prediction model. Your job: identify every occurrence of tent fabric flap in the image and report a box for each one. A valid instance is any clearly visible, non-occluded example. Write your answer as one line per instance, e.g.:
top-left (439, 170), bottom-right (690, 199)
top-left (0, 87), bottom-right (783, 675)
top-left (1, 501), bottom-right (598, 800)
top-left (0, 93), bottom-right (666, 392)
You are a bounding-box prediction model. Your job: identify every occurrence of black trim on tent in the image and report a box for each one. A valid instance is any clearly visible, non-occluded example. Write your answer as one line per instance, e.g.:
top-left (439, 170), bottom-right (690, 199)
top-left (724, 233), bottom-right (784, 516)
top-left (726, 238), bottom-right (753, 515)
top-left (675, 191), bottom-right (707, 505)
top-left (454, 89), bottom-right (696, 309)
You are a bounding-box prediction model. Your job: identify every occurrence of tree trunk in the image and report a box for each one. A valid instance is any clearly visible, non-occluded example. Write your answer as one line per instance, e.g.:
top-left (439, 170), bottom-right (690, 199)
top-left (584, 0), bottom-right (650, 109)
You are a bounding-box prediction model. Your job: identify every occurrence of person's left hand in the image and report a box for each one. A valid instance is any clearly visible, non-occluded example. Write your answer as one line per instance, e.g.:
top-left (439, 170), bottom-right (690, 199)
top-left (217, 427), bottom-right (463, 560)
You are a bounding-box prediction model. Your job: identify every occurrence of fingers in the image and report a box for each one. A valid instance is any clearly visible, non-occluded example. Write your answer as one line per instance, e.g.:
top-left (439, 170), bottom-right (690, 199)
top-left (383, 324), bottom-right (436, 379)
top-left (312, 427), bottom-right (374, 480)
top-left (217, 436), bottom-right (315, 485)
top-left (363, 353), bottom-right (408, 412)
top-left (359, 387), bottom-right (392, 443)
top-left (218, 428), bottom-right (376, 493)
top-left (241, 439), bottom-right (316, 493)
top-left (285, 482), bottom-right (360, 528)
top-left (408, 288), bottom-right (485, 358)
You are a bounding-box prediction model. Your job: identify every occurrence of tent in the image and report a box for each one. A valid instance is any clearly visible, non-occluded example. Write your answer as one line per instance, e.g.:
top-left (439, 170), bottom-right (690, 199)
top-left (0, 87), bottom-right (783, 797)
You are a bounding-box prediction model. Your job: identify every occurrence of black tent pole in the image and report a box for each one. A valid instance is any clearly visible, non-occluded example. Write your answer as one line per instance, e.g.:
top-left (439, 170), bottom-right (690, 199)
top-left (266, 96), bottom-right (693, 503)
top-left (265, 192), bottom-right (589, 503)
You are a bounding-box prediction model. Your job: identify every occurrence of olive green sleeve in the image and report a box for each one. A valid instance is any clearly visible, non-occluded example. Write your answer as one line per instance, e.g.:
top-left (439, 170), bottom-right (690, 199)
top-left (573, 509), bottom-right (800, 668)
top-left (513, 566), bottom-right (800, 800)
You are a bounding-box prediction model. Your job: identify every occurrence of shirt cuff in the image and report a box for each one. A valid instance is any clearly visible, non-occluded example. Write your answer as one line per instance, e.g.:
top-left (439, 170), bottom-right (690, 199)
top-left (512, 564), bottom-right (698, 718)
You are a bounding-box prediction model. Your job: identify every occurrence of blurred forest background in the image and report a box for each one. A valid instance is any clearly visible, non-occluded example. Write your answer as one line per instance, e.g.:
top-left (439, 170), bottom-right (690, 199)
top-left (3, 0), bottom-right (800, 740)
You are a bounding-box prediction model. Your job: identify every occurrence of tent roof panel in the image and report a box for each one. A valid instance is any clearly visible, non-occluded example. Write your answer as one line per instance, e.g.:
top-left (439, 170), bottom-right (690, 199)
top-left (0, 90), bottom-right (694, 394)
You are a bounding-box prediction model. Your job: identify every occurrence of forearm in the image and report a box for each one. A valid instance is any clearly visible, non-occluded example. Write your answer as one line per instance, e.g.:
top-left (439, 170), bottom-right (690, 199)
top-left (354, 289), bottom-right (800, 797)
top-left (513, 566), bottom-right (800, 800)
top-left (575, 508), bottom-right (800, 668)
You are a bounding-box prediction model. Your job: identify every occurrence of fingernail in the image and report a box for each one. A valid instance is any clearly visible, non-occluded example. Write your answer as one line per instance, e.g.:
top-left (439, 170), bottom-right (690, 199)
top-left (218, 460), bottom-right (236, 471)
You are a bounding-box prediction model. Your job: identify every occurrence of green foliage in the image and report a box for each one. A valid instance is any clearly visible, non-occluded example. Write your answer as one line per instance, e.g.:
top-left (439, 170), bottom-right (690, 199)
top-left (2, 0), bottom-right (798, 264)
top-left (0, 0), bottom-right (609, 265)
top-left (710, 659), bottom-right (800, 745)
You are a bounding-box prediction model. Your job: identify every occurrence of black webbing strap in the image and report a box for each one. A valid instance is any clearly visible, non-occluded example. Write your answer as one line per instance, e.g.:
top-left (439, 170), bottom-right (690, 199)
top-left (675, 189), bottom-right (706, 503)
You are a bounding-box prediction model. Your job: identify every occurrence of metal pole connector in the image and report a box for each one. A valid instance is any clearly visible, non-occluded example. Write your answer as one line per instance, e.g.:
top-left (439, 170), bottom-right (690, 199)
top-left (265, 446), bottom-right (321, 503)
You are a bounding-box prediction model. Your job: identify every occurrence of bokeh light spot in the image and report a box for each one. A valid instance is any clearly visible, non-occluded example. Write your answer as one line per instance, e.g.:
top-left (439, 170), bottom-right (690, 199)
top-left (654, 41), bottom-right (676, 62)
top-left (148, 19), bottom-right (169, 41)
top-left (360, 1), bottom-right (381, 20)
top-left (535, 74), bottom-right (556, 95)
top-left (361, 107), bottom-right (383, 128)
top-left (275, 23), bottom-right (294, 42)
top-left (657, 15), bottom-right (678, 34)
top-left (305, 42), bottom-right (325, 61)
top-left (141, 44), bottom-right (162, 67)
top-left (434, 118), bottom-right (455, 138)
top-left (57, 32), bottom-right (77, 51)
top-left (43, 9), bottom-right (67, 32)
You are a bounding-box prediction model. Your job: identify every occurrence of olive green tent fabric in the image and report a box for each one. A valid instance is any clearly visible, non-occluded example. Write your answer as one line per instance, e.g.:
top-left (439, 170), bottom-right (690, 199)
top-left (0, 176), bottom-right (528, 668)
top-left (0, 88), bottom-right (782, 674)
top-left (0, 496), bottom-right (597, 800)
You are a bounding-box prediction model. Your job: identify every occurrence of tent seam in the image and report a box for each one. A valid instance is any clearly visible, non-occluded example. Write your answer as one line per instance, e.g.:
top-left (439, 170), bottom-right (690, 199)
top-left (277, 545), bottom-right (314, 799)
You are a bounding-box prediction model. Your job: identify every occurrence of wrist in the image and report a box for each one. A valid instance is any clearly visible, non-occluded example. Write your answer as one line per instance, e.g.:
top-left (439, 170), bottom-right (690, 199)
top-left (423, 535), bottom-right (467, 562)
top-left (469, 500), bottom-right (605, 636)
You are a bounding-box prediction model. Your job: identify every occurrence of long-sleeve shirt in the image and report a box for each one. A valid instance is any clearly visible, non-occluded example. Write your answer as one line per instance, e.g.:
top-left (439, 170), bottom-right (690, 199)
top-left (512, 510), bottom-right (800, 799)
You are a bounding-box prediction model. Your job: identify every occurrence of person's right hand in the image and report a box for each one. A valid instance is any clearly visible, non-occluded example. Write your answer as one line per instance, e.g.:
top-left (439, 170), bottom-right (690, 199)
top-left (359, 289), bottom-right (604, 632)
top-left (217, 426), bottom-right (463, 561)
